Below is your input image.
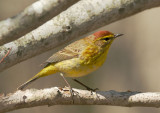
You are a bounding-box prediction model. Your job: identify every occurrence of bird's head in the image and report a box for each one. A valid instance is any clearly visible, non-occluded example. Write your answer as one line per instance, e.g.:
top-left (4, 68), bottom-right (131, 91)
top-left (92, 30), bottom-right (123, 48)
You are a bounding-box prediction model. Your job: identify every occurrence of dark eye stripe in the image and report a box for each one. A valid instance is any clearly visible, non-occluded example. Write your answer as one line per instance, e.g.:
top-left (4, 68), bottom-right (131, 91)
top-left (104, 38), bottom-right (110, 41)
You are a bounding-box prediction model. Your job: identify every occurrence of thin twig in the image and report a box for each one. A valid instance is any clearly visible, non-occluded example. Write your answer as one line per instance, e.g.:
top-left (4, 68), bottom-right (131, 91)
top-left (0, 48), bottom-right (11, 64)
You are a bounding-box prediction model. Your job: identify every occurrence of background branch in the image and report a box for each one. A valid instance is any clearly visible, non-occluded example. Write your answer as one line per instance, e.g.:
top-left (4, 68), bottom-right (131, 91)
top-left (0, 87), bottom-right (160, 112)
top-left (0, 0), bottom-right (79, 46)
top-left (0, 0), bottom-right (160, 72)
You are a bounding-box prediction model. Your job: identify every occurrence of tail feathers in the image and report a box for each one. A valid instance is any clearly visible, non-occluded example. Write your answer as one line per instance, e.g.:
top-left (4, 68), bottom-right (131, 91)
top-left (17, 64), bottom-right (58, 90)
top-left (17, 76), bottom-right (39, 90)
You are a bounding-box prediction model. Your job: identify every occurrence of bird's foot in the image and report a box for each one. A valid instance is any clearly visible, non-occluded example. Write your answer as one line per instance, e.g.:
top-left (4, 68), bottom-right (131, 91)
top-left (62, 86), bottom-right (77, 97)
top-left (86, 87), bottom-right (99, 92)
top-left (72, 79), bottom-right (99, 92)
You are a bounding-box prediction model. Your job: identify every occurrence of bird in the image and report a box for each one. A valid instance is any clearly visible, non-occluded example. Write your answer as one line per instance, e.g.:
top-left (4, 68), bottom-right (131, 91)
top-left (17, 30), bottom-right (123, 90)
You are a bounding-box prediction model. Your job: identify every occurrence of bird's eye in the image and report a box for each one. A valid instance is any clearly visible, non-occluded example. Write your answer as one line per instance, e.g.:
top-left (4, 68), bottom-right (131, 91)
top-left (104, 38), bottom-right (110, 41)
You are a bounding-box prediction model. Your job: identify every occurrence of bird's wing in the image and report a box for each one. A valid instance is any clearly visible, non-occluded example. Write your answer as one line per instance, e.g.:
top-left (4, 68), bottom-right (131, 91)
top-left (46, 49), bottom-right (78, 63)
top-left (42, 39), bottom-right (87, 67)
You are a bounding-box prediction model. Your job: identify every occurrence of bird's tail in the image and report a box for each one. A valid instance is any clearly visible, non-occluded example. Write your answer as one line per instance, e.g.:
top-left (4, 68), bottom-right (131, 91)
top-left (17, 75), bottom-right (39, 90)
top-left (17, 64), bottom-right (58, 90)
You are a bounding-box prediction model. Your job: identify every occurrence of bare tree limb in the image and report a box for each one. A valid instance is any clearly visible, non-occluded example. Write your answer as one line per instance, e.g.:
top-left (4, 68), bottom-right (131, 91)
top-left (0, 0), bottom-right (160, 72)
top-left (0, 87), bottom-right (160, 112)
top-left (0, 0), bottom-right (79, 46)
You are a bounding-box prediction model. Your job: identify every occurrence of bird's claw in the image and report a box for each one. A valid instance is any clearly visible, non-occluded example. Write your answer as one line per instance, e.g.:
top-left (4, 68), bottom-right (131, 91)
top-left (86, 87), bottom-right (99, 92)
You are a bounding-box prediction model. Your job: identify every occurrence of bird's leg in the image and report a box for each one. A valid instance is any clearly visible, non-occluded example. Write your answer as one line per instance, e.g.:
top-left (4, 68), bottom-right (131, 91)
top-left (72, 79), bottom-right (99, 92)
top-left (60, 73), bottom-right (74, 96)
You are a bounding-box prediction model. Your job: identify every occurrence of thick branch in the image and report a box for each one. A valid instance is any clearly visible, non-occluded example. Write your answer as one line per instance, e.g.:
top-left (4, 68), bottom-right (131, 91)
top-left (0, 0), bottom-right (79, 45)
top-left (0, 0), bottom-right (160, 71)
top-left (0, 87), bottom-right (160, 112)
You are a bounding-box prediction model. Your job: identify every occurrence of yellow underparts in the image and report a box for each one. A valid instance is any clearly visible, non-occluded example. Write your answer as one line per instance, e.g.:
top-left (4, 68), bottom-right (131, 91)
top-left (53, 44), bottom-right (111, 77)
top-left (36, 42), bottom-right (112, 78)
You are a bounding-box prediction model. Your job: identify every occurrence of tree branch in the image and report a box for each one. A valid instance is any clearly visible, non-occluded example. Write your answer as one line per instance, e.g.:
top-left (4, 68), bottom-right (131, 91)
top-left (0, 87), bottom-right (160, 112)
top-left (0, 0), bottom-right (160, 72)
top-left (0, 0), bottom-right (79, 46)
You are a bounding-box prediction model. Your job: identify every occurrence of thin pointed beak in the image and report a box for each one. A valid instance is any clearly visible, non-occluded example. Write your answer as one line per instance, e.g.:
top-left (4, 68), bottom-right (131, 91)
top-left (114, 34), bottom-right (124, 38)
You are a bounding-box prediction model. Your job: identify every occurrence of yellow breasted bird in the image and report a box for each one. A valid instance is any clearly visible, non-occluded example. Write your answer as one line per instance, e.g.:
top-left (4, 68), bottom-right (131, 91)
top-left (18, 31), bottom-right (123, 90)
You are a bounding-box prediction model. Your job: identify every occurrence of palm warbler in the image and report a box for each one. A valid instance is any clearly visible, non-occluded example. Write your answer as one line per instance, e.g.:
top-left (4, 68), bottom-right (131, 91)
top-left (18, 31), bottom-right (123, 90)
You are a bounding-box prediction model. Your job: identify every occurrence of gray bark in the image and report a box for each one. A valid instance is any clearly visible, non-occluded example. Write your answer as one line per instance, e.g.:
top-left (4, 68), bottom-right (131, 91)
top-left (0, 87), bottom-right (160, 112)
top-left (0, 0), bottom-right (79, 45)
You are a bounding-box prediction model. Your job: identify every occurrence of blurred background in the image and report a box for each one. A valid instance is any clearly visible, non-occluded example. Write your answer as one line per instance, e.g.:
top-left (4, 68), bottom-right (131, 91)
top-left (0, 0), bottom-right (160, 113)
